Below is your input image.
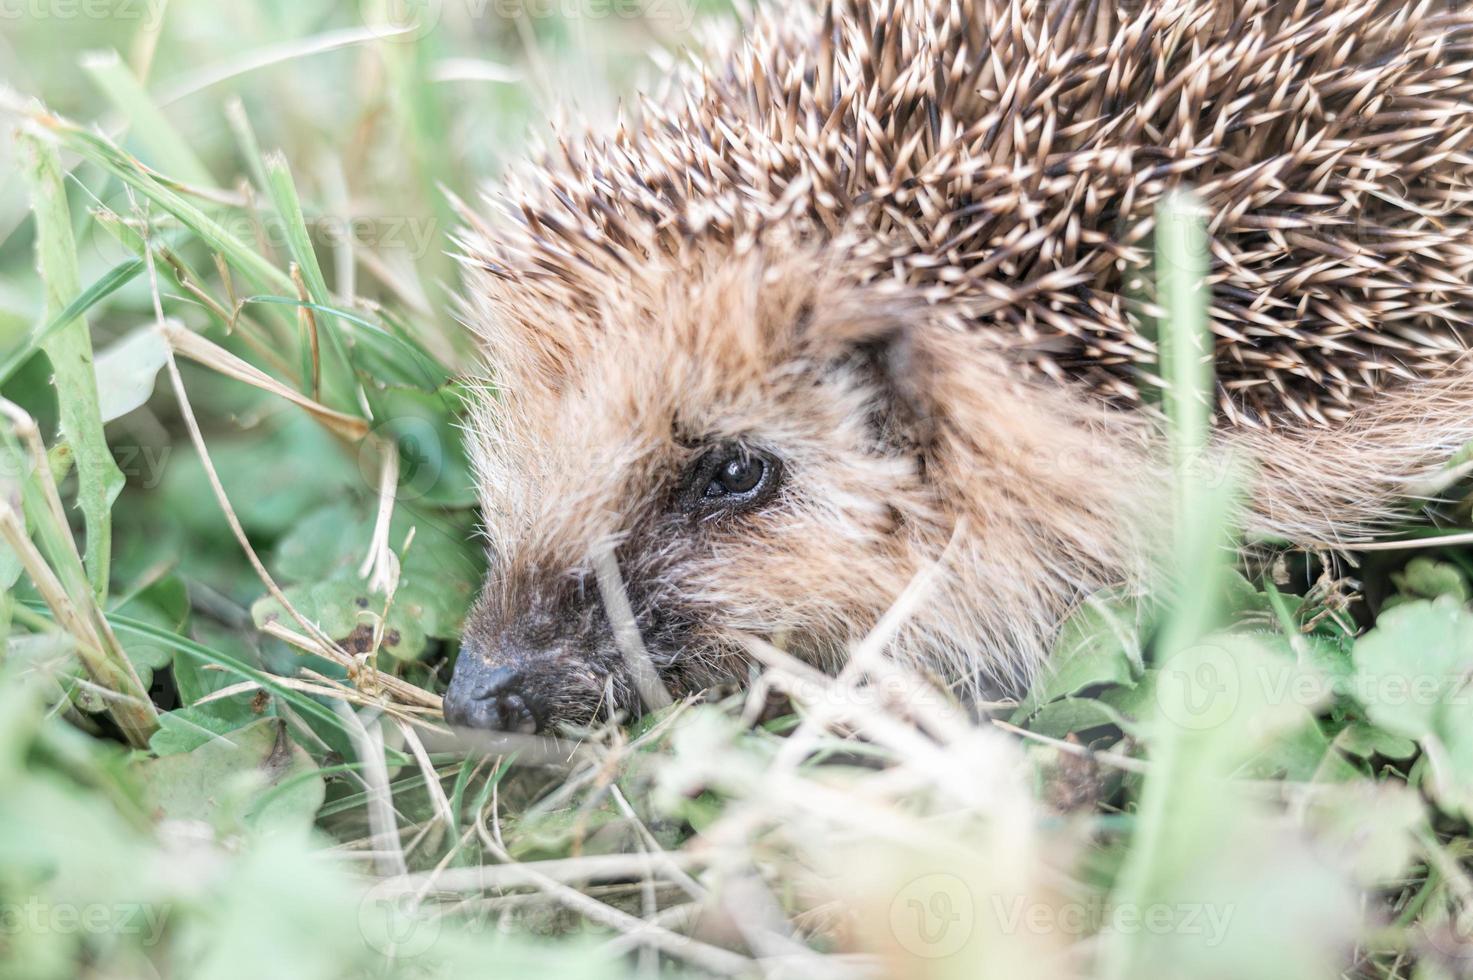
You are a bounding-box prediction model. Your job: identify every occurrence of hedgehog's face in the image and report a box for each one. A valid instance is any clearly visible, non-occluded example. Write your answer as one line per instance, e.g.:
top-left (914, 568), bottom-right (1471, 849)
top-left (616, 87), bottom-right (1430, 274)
top-left (446, 253), bottom-right (942, 732)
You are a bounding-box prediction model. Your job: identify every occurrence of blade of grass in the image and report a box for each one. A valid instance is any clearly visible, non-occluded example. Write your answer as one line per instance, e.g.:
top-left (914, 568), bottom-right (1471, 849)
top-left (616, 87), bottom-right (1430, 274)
top-left (160, 27), bottom-right (414, 109)
top-left (23, 109), bottom-right (292, 296)
top-left (81, 49), bottom-right (216, 189)
top-left (264, 154), bottom-right (330, 307)
top-left (239, 296), bottom-right (449, 391)
top-left (1159, 190), bottom-right (1217, 619)
top-left (20, 132), bottom-right (126, 600)
top-left (0, 507), bottom-right (156, 746)
top-left (159, 319), bottom-right (369, 440)
top-left (0, 256), bottom-right (145, 386)
top-left (92, 607), bottom-right (366, 747)
top-left (375, 26), bottom-right (461, 339)
top-left (0, 402), bottom-right (157, 745)
top-left (222, 102), bottom-right (337, 375)
top-left (126, 0), bottom-right (169, 81)
top-left (1100, 191), bottom-right (1239, 980)
top-left (223, 99), bottom-right (272, 216)
top-left (262, 153), bottom-right (357, 410)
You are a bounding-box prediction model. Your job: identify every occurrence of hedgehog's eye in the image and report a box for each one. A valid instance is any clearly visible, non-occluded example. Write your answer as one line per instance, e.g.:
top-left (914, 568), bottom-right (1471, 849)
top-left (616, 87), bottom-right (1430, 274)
top-left (708, 454), bottom-right (764, 496)
top-left (685, 446), bottom-right (781, 513)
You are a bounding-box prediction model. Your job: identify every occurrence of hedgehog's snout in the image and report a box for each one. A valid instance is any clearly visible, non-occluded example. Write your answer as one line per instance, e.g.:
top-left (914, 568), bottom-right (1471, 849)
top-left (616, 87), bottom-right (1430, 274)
top-left (446, 585), bottom-right (635, 734)
top-left (443, 655), bottom-right (544, 734)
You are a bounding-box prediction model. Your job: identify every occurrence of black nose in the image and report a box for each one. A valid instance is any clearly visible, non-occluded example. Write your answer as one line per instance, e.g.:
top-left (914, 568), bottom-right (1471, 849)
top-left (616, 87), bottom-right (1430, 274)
top-left (443, 662), bottom-right (543, 734)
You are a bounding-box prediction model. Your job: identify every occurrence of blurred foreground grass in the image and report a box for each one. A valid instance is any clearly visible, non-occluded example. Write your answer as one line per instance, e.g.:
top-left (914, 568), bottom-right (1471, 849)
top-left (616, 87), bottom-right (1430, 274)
top-left (3, 3), bottom-right (1473, 979)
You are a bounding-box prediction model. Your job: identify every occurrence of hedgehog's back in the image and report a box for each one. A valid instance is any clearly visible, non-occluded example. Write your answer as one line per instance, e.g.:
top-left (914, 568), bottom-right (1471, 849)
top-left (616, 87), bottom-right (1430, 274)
top-left (472, 0), bottom-right (1473, 427)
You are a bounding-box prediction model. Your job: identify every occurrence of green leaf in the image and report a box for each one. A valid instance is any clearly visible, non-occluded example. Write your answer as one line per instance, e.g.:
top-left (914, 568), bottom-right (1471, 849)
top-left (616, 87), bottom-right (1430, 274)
top-left (1335, 722), bottom-right (1417, 761)
top-left (1427, 712), bottom-right (1473, 822)
top-left (21, 588), bottom-right (177, 717)
top-left (253, 501), bottom-right (481, 661)
top-left (94, 324), bottom-right (170, 423)
top-left (1393, 557), bottom-right (1469, 603)
top-left (1351, 597), bottom-right (1473, 741)
top-left (252, 573), bottom-right (445, 663)
top-left (1099, 669), bottom-right (1160, 734)
top-left (1014, 592), bottom-right (1141, 721)
top-left (1307, 782), bottom-right (1425, 888)
top-left (268, 501), bottom-right (361, 582)
top-left (172, 622), bottom-right (255, 706)
top-left (369, 386), bottom-right (477, 507)
top-left (1024, 697), bottom-right (1122, 739)
top-left (1236, 714), bottom-right (1330, 781)
top-left (149, 701), bottom-right (263, 756)
top-left (135, 718), bottom-right (325, 834)
top-left (1221, 568), bottom-right (1277, 617)
top-left (158, 413), bottom-right (358, 539)
top-left (114, 604), bottom-right (175, 679)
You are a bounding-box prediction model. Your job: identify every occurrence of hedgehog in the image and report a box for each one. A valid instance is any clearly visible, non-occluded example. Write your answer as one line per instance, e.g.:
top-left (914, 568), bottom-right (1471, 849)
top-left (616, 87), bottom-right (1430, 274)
top-left (442, 0), bottom-right (1473, 733)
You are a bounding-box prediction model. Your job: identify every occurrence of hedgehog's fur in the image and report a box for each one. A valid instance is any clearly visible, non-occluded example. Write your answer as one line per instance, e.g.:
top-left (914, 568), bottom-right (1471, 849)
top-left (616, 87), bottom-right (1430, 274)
top-left (447, 0), bottom-right (1473, 730)
top-left (469, 0), bottom-right (1473, 425)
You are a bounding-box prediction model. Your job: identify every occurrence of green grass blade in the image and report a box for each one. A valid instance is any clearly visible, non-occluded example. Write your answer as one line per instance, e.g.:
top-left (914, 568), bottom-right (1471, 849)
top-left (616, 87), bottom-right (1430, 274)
top-left (99, 608), bottom-right (357, 741)
top-left (1157, 191), bottom-right (1224, 645)
top-left (20, 132), bottom-right (126, 599)
top-left (239, 295), bottom-right (449, 390)
top-left (223, 98), bottom-right (272, 202)
top-left (264, 153), bottom-right (331, 307)
top-left (377, 30), bottom-right (461, 338)
top-left (0, 257), bottom-right (145, 387)
top-left (29, 112), bottom-right (292, 296)
top-left (262, 153), bottom-right (357, 410)
top-left (1100, 191), bottom-right (1241, 980)
top-left (81, 50), bottom-right (216, 189)
top-left (0, 425), bottom-right (158, 744)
